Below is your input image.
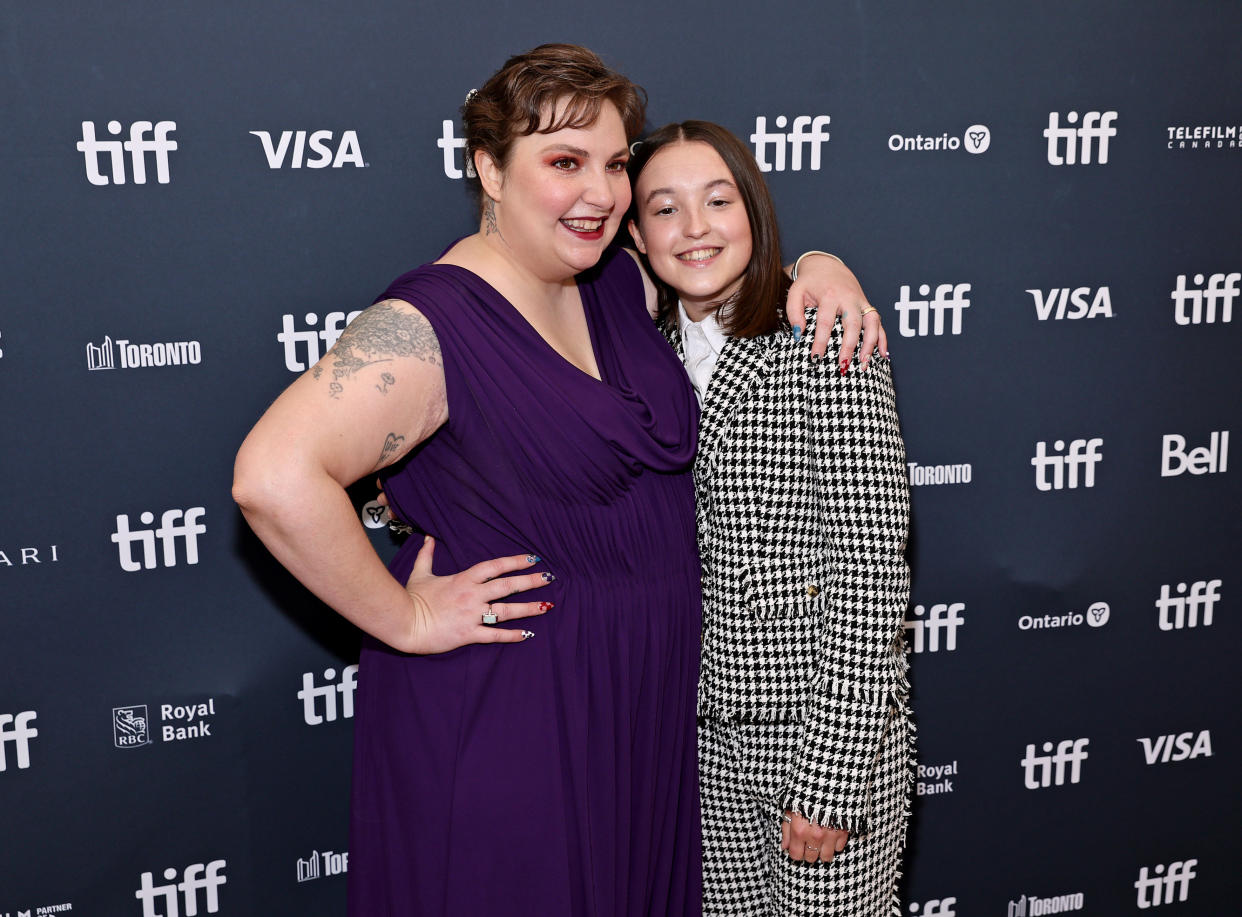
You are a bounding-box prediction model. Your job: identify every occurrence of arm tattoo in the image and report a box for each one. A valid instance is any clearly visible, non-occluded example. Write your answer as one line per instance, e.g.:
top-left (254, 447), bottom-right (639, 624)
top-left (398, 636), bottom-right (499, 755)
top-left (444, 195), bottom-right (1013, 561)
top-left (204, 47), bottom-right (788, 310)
top-left (375, 372), bottom-right (396, 395)
top-left (323, 300), bottom-right (440, 398)
top-left (378, 432), bottom-right (406, 465)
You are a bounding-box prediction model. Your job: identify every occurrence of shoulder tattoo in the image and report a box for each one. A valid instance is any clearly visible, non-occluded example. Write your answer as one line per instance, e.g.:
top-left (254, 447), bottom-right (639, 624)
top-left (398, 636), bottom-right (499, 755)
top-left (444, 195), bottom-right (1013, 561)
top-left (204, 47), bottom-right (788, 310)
top-left (323, 299), bottom-right (440, 398)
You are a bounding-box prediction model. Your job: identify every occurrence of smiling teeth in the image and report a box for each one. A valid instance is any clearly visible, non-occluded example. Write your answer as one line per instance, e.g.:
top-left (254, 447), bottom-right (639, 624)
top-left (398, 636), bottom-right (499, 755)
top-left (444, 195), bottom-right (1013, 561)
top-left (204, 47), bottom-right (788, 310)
top-left (562, 218), bottom-right (604, 231)
top-left (678, 248), bottom-right (721, 262)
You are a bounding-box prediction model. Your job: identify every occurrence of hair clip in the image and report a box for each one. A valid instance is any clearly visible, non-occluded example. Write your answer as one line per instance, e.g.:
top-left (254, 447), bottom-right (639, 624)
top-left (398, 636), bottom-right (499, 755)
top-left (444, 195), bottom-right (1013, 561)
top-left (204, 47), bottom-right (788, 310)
top-left (464, 88), bottom-right (479, 104)
top-left (629, 140), bottom-right (644, 155)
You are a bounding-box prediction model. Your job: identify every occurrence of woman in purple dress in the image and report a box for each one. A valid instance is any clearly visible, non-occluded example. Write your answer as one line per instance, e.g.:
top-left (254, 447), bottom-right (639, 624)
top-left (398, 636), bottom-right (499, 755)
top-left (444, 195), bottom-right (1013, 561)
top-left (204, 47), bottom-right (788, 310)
top-left (233, 45), bottom-right (880, 916)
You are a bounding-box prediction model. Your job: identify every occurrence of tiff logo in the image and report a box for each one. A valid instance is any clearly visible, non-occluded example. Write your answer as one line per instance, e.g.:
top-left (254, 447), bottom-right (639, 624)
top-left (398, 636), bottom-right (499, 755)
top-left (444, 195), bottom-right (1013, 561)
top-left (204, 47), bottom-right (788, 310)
top-left (1135, 860), bottom-right (1197, 909)
top-left (1139, 729), bottom-right (1212, 765)
top-left (250, 130), bottom-right (364, 169)
top-left (1021, 738), bottom-right (1088, 789)
top-left (437, 119), bottom-right (477, 180)
top-left (299, 665), bottom-right (358, 725)
top-left (1028, 287), bottom-right (1114, 320)
top-left (111, 508), bottom-right (206, 572)
top-left (1032, 439), bottom-right (1103, 491)
top-left (0, 711), bottom-right (38, 771)
top-left (1044, 111), bottom-right (1117, 165)
top-left (904, 603), bottom-right (964, 652)
top-left (750, 115), bottom-right (831, 172)
top-left (907, 899), bottom-right (957, 916)
top-left (278, 311), bottom-right (363, 372)
top-left (1171, 273), bottom-right (1238, 324)
top-left (1162, 431), bottom-right (1229, 477)
top-left (894, 283), bottom-right (970, 337)
top-left (1156, 580), bottom-right (1220, 630)
top-left (135, 860), bottom-right (227, 917)
top-left (77, 120), bottom-right (177, 185)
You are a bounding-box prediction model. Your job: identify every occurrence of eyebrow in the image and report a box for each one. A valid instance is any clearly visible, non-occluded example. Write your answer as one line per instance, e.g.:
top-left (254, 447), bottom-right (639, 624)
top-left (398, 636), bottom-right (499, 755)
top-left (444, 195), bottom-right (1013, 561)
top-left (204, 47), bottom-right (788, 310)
top-left (540, 143), bottom-right (630, 160)
top-left (643, 177), bottom-right (735, 205)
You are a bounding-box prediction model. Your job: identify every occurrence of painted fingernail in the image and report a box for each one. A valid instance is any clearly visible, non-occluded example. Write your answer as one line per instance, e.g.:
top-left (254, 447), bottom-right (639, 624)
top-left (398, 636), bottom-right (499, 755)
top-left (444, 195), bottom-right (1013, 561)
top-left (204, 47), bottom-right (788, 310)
top-left (521, 630), bottom-right (535, 639)
top-left (860, 360), bottom-right (870, 373)
top-left (839, 363), bottom-right (849, 375)
top-left (538, 601), bottom-right (554, 611)
top-left (541, 572), bottom-right (556, 582)
top-left (792, 325), bottom-right (802, 342)
top-left (526, 554), bottom-right (541, 564)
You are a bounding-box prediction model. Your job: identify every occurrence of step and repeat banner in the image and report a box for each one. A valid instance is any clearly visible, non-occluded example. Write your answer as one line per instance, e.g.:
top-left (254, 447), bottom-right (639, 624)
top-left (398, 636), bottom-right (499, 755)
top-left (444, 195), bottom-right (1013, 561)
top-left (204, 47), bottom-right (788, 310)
top-left (2, 1), bottom-right (1239, 914)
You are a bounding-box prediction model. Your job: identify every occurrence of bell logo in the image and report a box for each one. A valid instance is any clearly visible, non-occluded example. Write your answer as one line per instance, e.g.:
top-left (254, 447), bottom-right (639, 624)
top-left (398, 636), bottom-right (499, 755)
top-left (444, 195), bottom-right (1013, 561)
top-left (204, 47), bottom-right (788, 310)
top-left (298, 665), bottom-right (358, 725)
top-left (111, 507), bottom-right (206, 572)
top-left (1161, 431), bottom-right (1228, 476)
top-left (750, 115), bottom-right (832, 172)
top-left (249, 130), bottom-right (365, 169)
top-left (77, 120), bottom-right (177, 185)
top-left (1044, 110), bottom-right (1117, 165)
top-left (894, 283), bottom-right (971, 337)
top-left (908, 899), bottom-right (957, 916)
top-left (0, 711), bottom-right (38, 771)
top-left (1139, 729), bottom-right (1212, 765)
top-left (135, 860), bottom-right (227, 916)
top-left (1155, 580), bottom-right (1220, 630)
top-left (1028, 287), bottom-right (1114, 320)
top-left (278, 311), bottom-right (363, 372)
top-left (1135, 860), bottom-right (1196, 908)
top-left (1021, 738), bottom-right (1088, 789)
top-left (1031, 439), bottom-right (1103, 491)
top-left (904, 603), bottom-right (964, 652)
top-left (1171, 273), bottom-right (1238, 324)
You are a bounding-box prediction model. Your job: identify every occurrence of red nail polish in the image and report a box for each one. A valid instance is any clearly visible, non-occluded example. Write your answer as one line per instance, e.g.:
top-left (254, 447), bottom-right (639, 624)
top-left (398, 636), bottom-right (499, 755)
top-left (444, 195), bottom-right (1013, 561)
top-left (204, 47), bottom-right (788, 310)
top-left (539, 601), bottom-right (555, 611)
top-left (839, 364), bottom-right (848, 376)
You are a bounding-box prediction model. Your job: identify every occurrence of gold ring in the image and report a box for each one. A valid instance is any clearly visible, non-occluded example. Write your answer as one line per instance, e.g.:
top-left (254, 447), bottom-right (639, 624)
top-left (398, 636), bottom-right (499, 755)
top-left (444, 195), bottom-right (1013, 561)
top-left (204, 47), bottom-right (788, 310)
top-left (860, 306), bottom-right (877, 317)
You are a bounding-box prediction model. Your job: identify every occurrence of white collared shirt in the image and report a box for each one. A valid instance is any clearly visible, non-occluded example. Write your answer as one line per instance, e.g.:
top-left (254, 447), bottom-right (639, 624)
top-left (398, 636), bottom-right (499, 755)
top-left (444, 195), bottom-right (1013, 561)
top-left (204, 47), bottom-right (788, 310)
top-left (677, 301), bottom-right (729, 407)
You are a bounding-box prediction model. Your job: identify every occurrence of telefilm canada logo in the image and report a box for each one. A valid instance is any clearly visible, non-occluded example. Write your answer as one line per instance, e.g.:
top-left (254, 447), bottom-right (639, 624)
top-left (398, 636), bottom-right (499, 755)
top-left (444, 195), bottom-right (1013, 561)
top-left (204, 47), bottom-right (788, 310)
top-left (86, 335), bottom-right (202, 371)
top-left (77, 119), bottom-right (177, 185)
top-left (1167, 122), bottom-right (1241, 150)
top-left (888, 123), bottom-right (990, 154)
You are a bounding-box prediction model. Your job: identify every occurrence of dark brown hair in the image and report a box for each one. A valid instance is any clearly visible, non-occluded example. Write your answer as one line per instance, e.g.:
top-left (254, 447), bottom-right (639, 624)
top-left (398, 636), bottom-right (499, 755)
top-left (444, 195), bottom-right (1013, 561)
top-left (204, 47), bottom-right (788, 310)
top-left (627, 120), bottom-right (790, 339)
top-left (463, 44), bottom-right (647, 208)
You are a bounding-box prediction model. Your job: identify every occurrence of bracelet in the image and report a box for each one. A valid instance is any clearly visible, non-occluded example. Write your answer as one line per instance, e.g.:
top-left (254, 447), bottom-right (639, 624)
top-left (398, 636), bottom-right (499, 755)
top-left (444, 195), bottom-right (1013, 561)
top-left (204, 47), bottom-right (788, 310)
top-left (791, 250), bottom-right (844, 280)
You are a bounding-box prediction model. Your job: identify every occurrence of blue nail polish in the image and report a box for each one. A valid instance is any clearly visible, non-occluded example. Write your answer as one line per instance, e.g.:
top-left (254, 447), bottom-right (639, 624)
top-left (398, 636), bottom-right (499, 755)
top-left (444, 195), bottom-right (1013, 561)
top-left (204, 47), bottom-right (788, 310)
top-left (526, 554), bottom-right (541, 564)
top-left (792, 325), bottom-right (803, 342)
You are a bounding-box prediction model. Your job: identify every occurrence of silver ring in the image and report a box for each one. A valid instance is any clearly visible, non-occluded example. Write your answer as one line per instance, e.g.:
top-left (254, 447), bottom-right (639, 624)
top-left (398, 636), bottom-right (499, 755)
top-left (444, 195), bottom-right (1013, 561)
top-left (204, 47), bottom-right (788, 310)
top-left (482, 609), bottom-right (499, 625)
top-left (805, 845), bottom-right (819, 852)
top-left (782, 814), bottom-right (793, 823)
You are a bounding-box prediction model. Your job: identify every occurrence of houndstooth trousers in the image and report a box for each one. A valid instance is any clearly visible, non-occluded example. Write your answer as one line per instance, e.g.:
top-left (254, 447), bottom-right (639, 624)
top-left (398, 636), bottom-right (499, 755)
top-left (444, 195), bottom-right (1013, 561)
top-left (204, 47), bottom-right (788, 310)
top-left (699, 708), bottom-right (913, 917)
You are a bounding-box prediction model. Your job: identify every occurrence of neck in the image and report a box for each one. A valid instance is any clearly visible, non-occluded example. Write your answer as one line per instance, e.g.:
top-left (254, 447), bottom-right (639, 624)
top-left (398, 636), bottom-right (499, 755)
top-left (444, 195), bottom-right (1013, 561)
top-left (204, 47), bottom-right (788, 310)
top-left (680, 297), bottom-right (722, 324)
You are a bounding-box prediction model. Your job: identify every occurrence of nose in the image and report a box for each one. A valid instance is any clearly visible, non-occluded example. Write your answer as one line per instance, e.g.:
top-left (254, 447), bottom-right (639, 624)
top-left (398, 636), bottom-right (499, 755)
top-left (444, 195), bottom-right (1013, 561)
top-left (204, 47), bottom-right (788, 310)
top-left (581, 167), bottom-right (617, 213)
top-left (683, 206), bottom-right (709, 239)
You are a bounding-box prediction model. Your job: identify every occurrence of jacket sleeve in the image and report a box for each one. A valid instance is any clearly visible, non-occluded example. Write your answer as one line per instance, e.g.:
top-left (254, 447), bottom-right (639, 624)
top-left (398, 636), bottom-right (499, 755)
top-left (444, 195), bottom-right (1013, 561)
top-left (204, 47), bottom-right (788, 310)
top-left (778, 317), bottom-right (911, 834)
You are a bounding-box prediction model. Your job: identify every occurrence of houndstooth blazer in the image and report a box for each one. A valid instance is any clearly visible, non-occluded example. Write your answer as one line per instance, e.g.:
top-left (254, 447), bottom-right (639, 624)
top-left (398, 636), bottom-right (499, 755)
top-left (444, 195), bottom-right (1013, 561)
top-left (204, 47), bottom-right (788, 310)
top-left (668, 307), bottom-right (912, 834)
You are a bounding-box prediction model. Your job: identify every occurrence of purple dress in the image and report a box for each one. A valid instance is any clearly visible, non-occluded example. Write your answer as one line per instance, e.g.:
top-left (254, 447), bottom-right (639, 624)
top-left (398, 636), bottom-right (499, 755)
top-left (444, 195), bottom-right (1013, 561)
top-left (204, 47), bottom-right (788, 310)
top-left (347, 247), bottom-right (703, 916)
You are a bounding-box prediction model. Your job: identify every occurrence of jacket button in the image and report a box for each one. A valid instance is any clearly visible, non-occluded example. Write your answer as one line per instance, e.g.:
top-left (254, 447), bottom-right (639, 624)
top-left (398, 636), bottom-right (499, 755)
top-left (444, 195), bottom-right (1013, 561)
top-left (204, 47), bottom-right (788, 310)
top-left (805, 585), bottom-right (820, 597)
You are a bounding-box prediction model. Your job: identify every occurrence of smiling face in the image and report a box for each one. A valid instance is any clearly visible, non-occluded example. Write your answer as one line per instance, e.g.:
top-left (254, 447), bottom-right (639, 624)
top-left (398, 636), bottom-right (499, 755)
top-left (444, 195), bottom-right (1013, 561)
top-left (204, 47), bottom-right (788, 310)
top-left (478, 99), bottom-right (632, 282)
top-left (629, 140), bottom-right (754, 319)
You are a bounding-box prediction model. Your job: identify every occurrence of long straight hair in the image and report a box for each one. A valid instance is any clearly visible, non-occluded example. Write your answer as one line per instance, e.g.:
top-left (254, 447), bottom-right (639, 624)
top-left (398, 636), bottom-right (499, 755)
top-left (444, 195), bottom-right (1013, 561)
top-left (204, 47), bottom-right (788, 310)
top-left (627, 121), bottom-right (791, 338)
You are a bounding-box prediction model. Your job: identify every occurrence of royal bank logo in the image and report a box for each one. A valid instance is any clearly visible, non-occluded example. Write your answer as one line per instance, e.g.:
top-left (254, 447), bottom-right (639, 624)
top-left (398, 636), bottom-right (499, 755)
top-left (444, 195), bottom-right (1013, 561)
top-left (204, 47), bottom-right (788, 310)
top-left (1028, 286), bottom-right (1114, 320)
top-left (77, 119), bottom-right (177, 185)
top-left (907, 899), bottom-right (957, 916)
top-left (887, 123), bottom-right (990, 154)
top-left (111, 507), bottom-right (206, 572)
top-left (299, 665), bottom-right (358, 725)
top-left (750, 115), bottom-right (831, 172)
top-left (1008, 892), bottom-right (1085, 916)
top-left (0, 711), bottom-right (38, 772)
top-left (894, 283), bottom-right (970, 337)
top-left (113, 705), bottom-right (151, 748)
top-left (1021, 738), bottom-right (1089, 789)
top-left (1018, 601), bottom-right (1109, 631)
top-left (1167, 123), bottom-right (1241, 150)
top-left (1139, 729), bottom-right (1212, 765)
top-left (1171, 273), bottom-right (1238, 324)
top-left (1032, 438), bottom-right (1103, 491)
top-left (278, 310), bottom-right (363, 372)
top-left (86, 335), bottom-right (202, 371)
top-left (916, 760), bottom-right (957, 796)
top-left (1161, 431), bottom-right (1228, 477)
top-left (1044, 110), bottom-right (1117, 165)
top-left (135, 860), bottom-right (227, 917)
top-left (250, 130), bottom-right (366, 169)
top-left (907, 462), bottom-right (971, 486)
top-left (1135, 860), bottom-right (1197, 908)
top-left (438, 119), bottom-right (477, 180)
top-left (296, 849), bottom-right (349, 882)
top-left (1156, 580), bottom-right (1220, 630)
top-left (0, 544), bottom-right (60, 568)
top-left (904, 603), bottom-right (963, 653)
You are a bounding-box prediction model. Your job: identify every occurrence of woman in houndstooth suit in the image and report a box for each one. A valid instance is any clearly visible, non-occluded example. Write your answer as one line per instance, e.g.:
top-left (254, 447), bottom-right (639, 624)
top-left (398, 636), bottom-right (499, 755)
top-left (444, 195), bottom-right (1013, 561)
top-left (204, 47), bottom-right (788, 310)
top-left (627, 121), bottom-right (914, 917)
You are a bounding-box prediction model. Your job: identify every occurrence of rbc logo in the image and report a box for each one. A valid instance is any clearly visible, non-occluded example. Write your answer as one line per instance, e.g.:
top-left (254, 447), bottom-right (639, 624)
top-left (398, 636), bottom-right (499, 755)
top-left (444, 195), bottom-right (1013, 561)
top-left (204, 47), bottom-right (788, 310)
top-left (1134, 860), bottom-right (1197, 908)
top-left (77, 120), bottom-right (177, 185)
top-left (1161, 431), bottom-right (1228, 476)
top-left (113, 705), bottom-right (151, 748)
top-left (249, 130), bottom-right (365, 168)
top-left (1155, 580), bottom-right (1220, 630)
top-left (904, 603), bottom-right (964, 652)
top-left (1028, 287), bottom-right (1114, 320)
top-left (111, 507), bottom-right (206, 572)
top-left (894, 284), bottom-right (970, 337)
top-left (0, 711), bottom-right (38, 771)
top-left (299, 665), bottom-right (358, 725)
top-left (1171, 272), bottom-right (1238, 324)
top-left (278, 311), bottom-right (363, 372)
top-left (750, 115), bottom-right (831, 172)
top-left (1031, 438), bottom-right (1103, 491)
top-left (1044, 110), bottom-right (1117, 165)
top-left (135, 860), bottom-right (227, 917)
top-left (908, 900), bottom-right (957, 916)
top-left (1021, 738), bottom-right (1089, 789)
